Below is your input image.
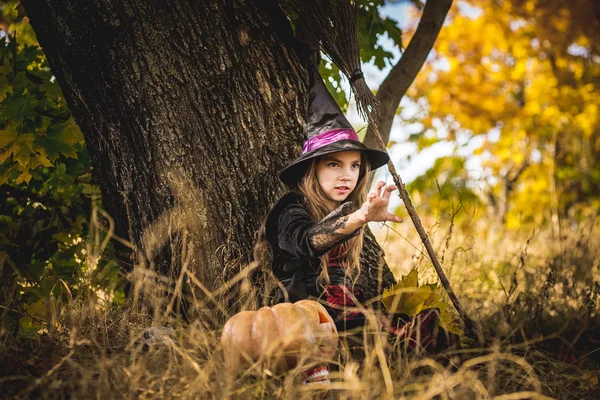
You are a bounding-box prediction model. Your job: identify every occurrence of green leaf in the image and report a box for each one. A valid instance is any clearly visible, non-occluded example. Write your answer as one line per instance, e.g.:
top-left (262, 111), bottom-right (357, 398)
top-left (39, 80), bottom-right (63, 101)
top-left (0, 58), bottom-right (12, 76)
top-left (358, 3), bottom-right (403, 69)
top-left (319, 62), bottom-right (349, 111)
top-left (35, 118), bottom-right (84, 161)
top-left (0, 13), bottom-right (108, 333)
top-left (55, 162), bottom-right (67, 175)
top-left (1, 92), bottom-right (38, 123)
top-left (11, 71), bottom-right (29, 91)
top-left (382, 17), bottom-right (403, 49)
top-left (17, 46), bottom-right (43, 66)
top-left (26, 68), bottom-right (53, 84)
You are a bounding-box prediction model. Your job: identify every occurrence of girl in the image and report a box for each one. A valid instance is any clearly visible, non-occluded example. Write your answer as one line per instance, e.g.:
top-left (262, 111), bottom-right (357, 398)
top-left (254, 66), bottom-right (453, 358)
top-left (254, 65), bottom-right (402, 332)
top-left (260, 154), bottom-right (400, 329)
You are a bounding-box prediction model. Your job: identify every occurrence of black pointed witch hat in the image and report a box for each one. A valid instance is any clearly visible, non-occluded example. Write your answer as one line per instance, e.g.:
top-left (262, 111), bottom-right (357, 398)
top-left (279, 65), bottom-right (389, 186)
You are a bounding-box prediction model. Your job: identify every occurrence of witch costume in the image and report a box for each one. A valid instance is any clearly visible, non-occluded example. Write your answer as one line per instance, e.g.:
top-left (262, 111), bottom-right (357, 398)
top-left (264, 66), bottom-right (455, 351)
top-left (263, 66), bottom-right (379, 329)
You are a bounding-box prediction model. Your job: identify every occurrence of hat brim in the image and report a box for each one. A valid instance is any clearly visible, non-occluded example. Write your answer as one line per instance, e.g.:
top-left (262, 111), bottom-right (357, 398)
top-left (279, 140), bottom-right (389, 186)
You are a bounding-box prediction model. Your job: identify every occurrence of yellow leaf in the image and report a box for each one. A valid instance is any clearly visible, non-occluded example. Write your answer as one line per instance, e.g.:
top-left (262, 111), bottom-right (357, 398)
top-left (0, 163), bottom-right (17, 186)
top-left (15, 168), bottom-right (32, 184)
top-left (0, 125), bottom-right (18, 148)
top-left (12, 134), bottom-right (36, 168)
top-left (61, 118), bottom-right (85, 145)
top-left (21, 299), bottom-right (47, 328)
top-left (382, 269), bottom-right (428, 314)
top-left (397, 288), bottom-right (432, 315)
top-left (402, 268), bottom-right (419, 287)
top-left (34, 151), bottom-right (53, 168)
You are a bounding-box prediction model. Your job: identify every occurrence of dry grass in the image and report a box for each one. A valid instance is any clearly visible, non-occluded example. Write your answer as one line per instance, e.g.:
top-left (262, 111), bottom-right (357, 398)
top-left (1, 212), bottom-right (600, 399)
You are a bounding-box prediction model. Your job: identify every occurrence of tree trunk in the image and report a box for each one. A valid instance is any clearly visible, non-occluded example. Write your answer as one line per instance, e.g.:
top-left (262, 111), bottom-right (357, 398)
top-left (24, 0), bottom-right (306, 283)
top-left (23, 0), bottom-right (396, 308)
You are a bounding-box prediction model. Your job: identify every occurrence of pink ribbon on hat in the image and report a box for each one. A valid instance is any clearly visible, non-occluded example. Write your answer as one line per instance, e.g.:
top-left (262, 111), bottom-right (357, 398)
top-left (302, 128), bottom-right (360, 154)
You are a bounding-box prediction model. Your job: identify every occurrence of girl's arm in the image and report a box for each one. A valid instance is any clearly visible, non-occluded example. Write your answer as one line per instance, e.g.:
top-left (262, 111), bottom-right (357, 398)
top-left (279, 182), bottom-right (402, 258)
top-left (310, 181), bottom-right (402, 251)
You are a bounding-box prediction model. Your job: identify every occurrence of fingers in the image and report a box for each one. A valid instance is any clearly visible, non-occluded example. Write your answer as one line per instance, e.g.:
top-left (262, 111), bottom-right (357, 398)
top-left (377, 181), bottom-right (385, 197)
top-left (374, 181), bottom-right (397, 198)
top-left (388, 213), bottom-right (403, 223)
top-left (368, 181), bottom-right (385, 201)
top-left (382, 184), bottom-right (397, 200)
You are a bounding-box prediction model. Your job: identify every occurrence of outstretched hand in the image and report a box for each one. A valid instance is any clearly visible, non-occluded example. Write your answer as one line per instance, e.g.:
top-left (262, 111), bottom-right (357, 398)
top-left (358, 181), bottom-right (403, 224)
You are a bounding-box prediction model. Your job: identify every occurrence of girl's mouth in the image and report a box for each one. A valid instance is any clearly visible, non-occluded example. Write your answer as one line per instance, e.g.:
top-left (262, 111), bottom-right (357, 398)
top-left (335, 186), bottom-right (350, 194)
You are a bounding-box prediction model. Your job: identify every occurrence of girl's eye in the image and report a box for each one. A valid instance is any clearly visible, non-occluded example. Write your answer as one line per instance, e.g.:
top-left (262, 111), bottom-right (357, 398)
top-left (328, 162), bottom-right (339, 168)
top-left (352, 164), bottom-right (360, 169)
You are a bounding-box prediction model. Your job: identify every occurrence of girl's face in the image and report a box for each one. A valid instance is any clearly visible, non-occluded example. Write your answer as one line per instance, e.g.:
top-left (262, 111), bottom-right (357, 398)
top-left (315, 150), bottom-right (362, 208)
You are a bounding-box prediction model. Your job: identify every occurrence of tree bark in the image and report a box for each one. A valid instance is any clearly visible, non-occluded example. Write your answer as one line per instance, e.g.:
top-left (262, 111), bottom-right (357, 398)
top-left (24, 0), bottom-right (307, 287)
top-left (23, 0), bottom-right (397, 307)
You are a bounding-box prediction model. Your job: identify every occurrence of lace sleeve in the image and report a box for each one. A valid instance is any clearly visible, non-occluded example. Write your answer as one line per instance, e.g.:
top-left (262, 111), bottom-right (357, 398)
top-left (278, 202), bottom-right (361, 259)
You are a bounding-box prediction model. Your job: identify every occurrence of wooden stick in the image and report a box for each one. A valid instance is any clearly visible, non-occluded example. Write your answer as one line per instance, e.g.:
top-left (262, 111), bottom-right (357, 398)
top-left (370, 120), bottom-right (484, 344)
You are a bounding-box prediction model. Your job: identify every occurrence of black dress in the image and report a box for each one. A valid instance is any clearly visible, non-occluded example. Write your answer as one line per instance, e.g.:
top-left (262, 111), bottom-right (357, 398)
top-left (264, 191), bottom-right (365, 330)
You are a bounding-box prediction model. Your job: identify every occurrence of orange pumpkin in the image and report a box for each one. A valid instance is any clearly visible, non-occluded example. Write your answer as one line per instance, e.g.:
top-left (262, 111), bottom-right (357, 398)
top-left (221, 300), bottom-right (338, 373)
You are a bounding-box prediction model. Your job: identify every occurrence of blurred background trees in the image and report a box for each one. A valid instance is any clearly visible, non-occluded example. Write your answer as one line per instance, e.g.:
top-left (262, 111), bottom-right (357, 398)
top-left (405, 0), bottom-right (600, 232)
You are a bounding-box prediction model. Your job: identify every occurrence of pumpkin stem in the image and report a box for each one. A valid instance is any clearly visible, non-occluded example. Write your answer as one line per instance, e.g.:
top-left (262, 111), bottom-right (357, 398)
top-left (318, 311), bottom-right (329, 324)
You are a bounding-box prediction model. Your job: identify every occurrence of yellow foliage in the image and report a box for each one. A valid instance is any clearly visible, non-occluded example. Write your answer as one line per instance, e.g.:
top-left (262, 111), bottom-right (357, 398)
top-left (410, 0), bottom-right (600, 229)
top-left (382, 269), bottom-right (463, 336)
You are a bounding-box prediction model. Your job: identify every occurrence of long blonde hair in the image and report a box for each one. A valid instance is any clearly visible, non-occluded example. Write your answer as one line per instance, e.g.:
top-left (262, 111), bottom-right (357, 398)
top-left (253, 152), bottom-right (370, 290)
top-left (297, 154), bottom-right (369, 289)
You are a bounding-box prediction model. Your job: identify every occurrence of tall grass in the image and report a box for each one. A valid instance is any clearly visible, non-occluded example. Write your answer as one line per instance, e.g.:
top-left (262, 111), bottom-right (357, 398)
top-left (1, 208), bottom-right (599, 399)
